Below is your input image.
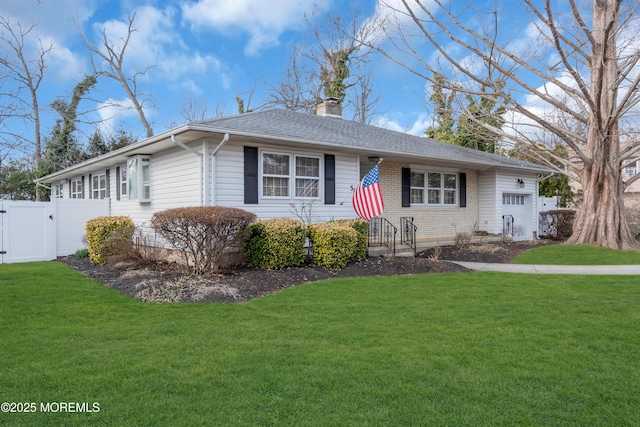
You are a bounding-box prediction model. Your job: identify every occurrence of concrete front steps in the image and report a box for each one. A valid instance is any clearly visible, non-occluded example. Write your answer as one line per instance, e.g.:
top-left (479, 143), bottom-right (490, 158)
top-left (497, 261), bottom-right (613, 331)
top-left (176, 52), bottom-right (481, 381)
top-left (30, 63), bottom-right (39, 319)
top-left (368, 234), bottom-right (503, 257)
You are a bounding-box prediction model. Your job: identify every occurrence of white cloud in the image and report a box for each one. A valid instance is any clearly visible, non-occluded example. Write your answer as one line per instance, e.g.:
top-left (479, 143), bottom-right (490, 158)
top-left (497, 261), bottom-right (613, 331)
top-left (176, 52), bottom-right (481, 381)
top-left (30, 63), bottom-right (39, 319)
top-left (93, 6), bottom-right (225, 87)
top-left (95, 98), bottom-right (137, 135)
top-left (373, 113), bottom-right (429, 136)
top-left (181, 0), bottom-right (316, 56)
top-left (48, 42), bottom-right (87, 82)
top-left (0, 0), bottom-right (96, 41)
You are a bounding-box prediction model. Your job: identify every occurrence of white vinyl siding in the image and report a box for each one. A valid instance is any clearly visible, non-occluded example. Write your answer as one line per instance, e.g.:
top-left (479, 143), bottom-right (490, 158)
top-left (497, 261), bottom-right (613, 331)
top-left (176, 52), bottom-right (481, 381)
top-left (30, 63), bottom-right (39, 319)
top-left (478, 171), bottom-right (497, 233)
top-left (214, 141), bottom-right (358, 222)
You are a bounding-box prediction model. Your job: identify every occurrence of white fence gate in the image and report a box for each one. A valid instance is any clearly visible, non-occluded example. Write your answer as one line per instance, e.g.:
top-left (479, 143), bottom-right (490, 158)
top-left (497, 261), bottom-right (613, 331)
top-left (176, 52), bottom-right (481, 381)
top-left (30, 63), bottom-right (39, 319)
top-left (0, 199), bottom-right (110, 264)
top-left (0, 201), bottom-right (54, 264)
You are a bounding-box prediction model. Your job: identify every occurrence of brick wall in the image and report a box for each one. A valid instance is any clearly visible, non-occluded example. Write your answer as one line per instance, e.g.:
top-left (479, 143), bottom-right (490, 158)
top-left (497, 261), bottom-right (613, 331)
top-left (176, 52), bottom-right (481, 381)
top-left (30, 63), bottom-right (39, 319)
top-left (377, 161), bottom-right (480, 240)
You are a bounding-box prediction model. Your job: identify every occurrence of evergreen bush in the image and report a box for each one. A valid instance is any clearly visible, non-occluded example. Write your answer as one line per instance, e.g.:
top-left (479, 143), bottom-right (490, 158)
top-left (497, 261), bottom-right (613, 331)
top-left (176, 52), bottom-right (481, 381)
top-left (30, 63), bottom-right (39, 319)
top-left (310, 222), bottom-right (359, 268)
top-left (85, 216), bottom-right (135, 264)
top-left (245, 218), bottom-right (307, 269)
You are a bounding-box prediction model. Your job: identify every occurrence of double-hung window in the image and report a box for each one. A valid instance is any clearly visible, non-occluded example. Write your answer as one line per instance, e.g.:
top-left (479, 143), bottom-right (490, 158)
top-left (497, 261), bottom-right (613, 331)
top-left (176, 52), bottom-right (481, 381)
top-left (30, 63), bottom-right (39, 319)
top-left (120, 165), bottom-right (128, 198)
top-left (262, 152), bottom-right (321, 199)
top-left (412, 170), bottom-right (458, 206)
top-left (262, 153), bottom-right (290, 197)
top-left (127, 156), bottom-right (151, 202)
top-left (624, 161), bottom-right (638, 176)
top-left (70, 178), bottom-right (83, 199)
top-left (92, 173), bottom-right (106, 199)
top-left (53, 182), bottom-right (64, 198)
top-left (410, 172), bottom-right (425, 204)
top-left (294, 155), bottom-right (320, 198)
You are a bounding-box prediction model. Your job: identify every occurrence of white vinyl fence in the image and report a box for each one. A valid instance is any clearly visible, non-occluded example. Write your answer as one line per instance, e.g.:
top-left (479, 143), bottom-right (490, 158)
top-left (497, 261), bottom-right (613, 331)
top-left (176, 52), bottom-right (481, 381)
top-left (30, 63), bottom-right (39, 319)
top-left (0, 199), bottom-right (109, 264)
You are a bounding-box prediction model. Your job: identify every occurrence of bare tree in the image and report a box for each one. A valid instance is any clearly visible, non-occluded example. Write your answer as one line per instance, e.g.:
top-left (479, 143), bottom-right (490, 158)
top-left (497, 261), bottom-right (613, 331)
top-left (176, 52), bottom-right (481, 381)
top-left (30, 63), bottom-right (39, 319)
top-left (265, 45), bottom-right (323, 113)
top-left (306, 1), bottom-right (383, 122)
top-left (265, 1), bottom-right (383, 123)
top-left (76, 12), bottom-right (155, 138)
top-left (0, 16), bottom-right (53, 170)
top-left (179, 95), bottom-right (226, 123)
top-left (365, 0), bottom-right (640, 250)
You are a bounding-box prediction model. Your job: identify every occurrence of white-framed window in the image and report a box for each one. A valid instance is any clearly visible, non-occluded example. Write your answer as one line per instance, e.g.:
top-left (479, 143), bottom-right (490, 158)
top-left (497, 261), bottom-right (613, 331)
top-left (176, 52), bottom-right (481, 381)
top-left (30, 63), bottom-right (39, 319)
top-left (294, 155), bottom-right (320, 198)
top-left (92, 172), bottom-right (106, 199)
top-left (70, 178), bottom-right (83, 199)
top-left (120, 165), bottom-right (127, 198)
top-left (410, 171), bottom-right (425, 204)
top-left (262, 152), bottom-right (290, 197)
top-left (261, 151), bottom-right (321, 199)
top-left (127, 156), bottom-right (151, 202)
top-left (53, 182), bottom-right (64, 198)
top-left (503, 194), bottom-right (525, 205)
top-left (624, 161), bottom-right (637, 176)
top-left (411, 170), bottom-right (457, 206)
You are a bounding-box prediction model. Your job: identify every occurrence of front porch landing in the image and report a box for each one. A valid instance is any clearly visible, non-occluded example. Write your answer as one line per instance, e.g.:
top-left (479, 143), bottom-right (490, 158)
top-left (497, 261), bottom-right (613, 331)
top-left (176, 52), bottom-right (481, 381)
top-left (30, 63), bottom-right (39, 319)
top-left (368, 234), bottom-right (503, 257)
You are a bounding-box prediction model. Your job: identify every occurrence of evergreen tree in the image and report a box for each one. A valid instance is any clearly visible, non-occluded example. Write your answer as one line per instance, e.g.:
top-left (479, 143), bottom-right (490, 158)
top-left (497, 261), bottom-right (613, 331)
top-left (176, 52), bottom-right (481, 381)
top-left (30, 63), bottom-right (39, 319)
top-left (425, 74), bottom-right (504, 153)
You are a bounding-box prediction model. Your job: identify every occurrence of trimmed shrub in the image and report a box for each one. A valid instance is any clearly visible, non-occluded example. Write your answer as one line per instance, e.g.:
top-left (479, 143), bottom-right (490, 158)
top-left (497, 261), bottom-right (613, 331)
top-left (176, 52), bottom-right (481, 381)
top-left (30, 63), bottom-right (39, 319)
top-left (310, 222), bottom-right (359, 268)
top-left (329, 219), bottom-right (370, 260)
top-left (85, 216), bottom-right (135, 265)
top-left (245, 218), bottom-right (307, 269)
top-left (151, 207), bottom-right (256, 274)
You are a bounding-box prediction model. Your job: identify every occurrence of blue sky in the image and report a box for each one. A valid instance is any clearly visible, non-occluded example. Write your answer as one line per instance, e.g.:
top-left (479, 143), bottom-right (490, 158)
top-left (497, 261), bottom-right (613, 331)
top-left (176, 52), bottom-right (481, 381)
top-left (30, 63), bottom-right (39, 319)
top-left (1, 0), bottom-right (428, 143)
top-left (0, 0), bottom-right (565, 156)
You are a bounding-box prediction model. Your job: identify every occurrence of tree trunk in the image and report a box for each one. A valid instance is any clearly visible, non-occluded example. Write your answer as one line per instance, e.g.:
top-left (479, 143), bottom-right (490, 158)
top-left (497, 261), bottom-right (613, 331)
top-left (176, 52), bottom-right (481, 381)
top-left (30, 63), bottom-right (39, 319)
top-left (566, 0), bottom-right (639, 250)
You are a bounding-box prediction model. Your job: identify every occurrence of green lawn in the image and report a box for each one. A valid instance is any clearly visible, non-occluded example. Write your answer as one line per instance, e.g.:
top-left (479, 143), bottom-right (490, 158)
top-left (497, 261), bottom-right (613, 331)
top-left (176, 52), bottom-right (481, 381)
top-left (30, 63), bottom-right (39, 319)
top-left (513, 243), bottom-right (640, 265)
top-left (1, 258), bottom-right (640, 426)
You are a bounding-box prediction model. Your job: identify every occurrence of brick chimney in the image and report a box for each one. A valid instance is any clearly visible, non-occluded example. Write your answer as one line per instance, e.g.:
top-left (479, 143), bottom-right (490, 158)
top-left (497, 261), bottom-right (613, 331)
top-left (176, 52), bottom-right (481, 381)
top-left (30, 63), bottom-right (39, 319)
top-left (316, 97), bottom-right (342, 118)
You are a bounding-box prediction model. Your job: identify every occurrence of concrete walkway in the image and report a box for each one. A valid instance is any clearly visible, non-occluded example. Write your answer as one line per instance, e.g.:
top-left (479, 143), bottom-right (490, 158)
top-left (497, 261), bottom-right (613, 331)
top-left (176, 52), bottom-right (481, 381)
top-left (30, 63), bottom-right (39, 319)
top-left (449, 261), bottom-right (640, 275)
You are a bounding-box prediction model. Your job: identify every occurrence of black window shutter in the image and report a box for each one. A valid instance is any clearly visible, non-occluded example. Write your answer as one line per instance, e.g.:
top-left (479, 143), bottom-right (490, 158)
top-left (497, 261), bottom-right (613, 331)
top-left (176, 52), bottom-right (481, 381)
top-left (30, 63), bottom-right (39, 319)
top-left (105, 169), bottom-right (110, 198)
top-left (324, 154), bottom-right (335, 205)
top-left (88, 174), bottom-right (92, 199)
top-left (244, 146), bottom-right (259, 204)
top-left (81, 176), bottom-right (85, 199)
top-left (116, 166), bottom-right (121, 200)
top-left (401, 167), bottom-right (411, 207)
top-left (68, 179), bottom-right (72, 198)
top-left (459, 173), bottom-right (467, 208)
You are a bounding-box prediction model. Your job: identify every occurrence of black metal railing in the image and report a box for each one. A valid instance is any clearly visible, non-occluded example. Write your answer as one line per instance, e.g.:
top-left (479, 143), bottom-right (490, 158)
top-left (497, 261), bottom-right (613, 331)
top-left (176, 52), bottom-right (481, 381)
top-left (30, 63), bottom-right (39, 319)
top-left (368, 217), bottom-right (397, 255)
top-left (400, 216), bottom-right (417, 257)
top-left (502, 214), bottom-right (514, 238)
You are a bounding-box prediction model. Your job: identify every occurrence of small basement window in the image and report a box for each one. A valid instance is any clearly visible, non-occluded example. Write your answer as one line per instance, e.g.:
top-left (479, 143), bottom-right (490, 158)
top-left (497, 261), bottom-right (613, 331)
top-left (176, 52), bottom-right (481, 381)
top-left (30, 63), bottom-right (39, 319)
top-left (127, 155), bottom-right (151, 202)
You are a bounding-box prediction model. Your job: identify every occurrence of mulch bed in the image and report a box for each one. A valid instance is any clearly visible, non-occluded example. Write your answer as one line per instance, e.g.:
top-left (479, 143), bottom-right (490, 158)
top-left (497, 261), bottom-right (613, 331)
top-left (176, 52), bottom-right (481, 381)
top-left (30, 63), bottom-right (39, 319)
top-left (57, 240), bottom-right (558, 303)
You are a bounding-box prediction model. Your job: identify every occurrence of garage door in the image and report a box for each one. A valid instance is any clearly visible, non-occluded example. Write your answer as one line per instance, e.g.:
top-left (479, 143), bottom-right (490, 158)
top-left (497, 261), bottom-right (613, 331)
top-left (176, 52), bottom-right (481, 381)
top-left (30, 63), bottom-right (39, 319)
top-left (502, 194), bottom-right (527, 241)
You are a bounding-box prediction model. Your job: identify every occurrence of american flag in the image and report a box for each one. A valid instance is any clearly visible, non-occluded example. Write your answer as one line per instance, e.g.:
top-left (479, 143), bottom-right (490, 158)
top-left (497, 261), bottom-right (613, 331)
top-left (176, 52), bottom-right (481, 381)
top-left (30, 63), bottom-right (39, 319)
top-left (352, 164), bottom-right (384, 220)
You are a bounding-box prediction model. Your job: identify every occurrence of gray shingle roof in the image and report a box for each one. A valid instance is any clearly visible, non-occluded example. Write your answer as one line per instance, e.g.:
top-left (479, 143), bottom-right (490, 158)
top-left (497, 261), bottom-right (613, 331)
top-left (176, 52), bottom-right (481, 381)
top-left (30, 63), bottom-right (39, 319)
top-left (194, 109), bottom-right (550, 172)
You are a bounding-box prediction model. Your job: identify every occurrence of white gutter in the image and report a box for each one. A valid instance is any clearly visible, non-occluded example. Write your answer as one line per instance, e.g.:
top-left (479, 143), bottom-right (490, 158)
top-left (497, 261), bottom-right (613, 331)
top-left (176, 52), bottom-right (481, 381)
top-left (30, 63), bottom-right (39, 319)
top-left (210, 133), bottom-right (230, 206)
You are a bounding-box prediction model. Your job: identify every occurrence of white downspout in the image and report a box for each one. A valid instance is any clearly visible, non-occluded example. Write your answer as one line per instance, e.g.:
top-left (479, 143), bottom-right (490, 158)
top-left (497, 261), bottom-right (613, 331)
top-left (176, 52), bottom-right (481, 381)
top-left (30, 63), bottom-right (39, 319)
top-left (211, 133), bottom-right (230, 206)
